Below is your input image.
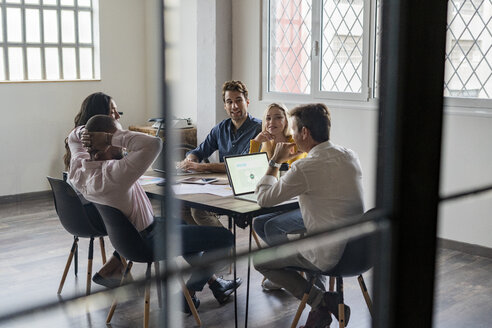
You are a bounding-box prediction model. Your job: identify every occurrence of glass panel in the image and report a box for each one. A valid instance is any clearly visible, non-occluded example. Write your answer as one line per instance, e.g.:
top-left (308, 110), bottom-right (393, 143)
top-left (25, 0), bottom-right (41, 4)
top-left (27, 47), bottom-right (42, 79)
top-left (78, 11), bottom-right (92, 43)
top-left (61, 10), bottom-right (75, 43)
top-left (0, 52), bottom-right (5, 80)
top-left (79, 47), bottom-right (92, 79)
top-left (7, 8), bottom-right (22, 43)
top-left (45, 47), bottom-right (60, 79)
top-left (0, 8), bottom-right (3, 43)
top-left (443, 0), bottom-right (492, 99)
top-left (61, 0), bottom-right (75, 5)
top-left (374, 0), bottom-right (381, 97)
top-left (78, 0), bottom-right (91, 7)
top-left (8, 47), bottom-right (24, 80)
top-left (43, 0), bottom-right (57, 4)
top-left (268, 0), bottom-right (312, 94)
top-left (6, 0), bottom-right (21, 3)
top-left (43, 10), bottom-right (58, 43)
top-left (26, 9), bottom-right (41, 43)
top-left (62, 47), bottom-right (76, 79)
top-left (321, 0), bottom-right (364, 93)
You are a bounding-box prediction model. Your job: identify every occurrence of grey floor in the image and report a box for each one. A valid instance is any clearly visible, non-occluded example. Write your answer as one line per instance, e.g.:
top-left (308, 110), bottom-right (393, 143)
top-left (0, 193), bottom-right (491, 327)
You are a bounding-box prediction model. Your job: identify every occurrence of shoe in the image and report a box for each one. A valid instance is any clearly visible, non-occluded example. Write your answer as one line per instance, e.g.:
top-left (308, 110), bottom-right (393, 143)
top-left (92, 273), bottom-right (121, 289)
top-left (323, 292), bottom-right (351, 326)
top-left (209, 277), bottom-right (242, 304)
top-left (261, 278), bottom-right (282, 291)
top-left (182, 293), bottom-right (200, 315)
top-left (300, 306), bottom-right (333, 328)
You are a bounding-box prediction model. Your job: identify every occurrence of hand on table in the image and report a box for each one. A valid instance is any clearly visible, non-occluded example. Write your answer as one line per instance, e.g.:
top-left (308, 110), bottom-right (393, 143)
top-left (177, 155), bottom-right (202, 172)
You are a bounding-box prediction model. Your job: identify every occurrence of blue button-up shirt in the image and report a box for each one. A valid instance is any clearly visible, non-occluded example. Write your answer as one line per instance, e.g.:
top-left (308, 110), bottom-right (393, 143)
top-left (188, 113), bottom-right (262, 162)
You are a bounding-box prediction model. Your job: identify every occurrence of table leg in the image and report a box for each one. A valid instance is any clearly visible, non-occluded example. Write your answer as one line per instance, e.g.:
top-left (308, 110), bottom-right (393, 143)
top-left (233, 218), bottom-right (238, 328)
top-left (245, 220), bottom-right (253, 328)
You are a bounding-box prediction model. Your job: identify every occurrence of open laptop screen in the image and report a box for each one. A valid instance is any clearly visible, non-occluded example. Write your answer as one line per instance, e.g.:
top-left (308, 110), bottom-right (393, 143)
top-left (224, 152), bottom-right (269, 196)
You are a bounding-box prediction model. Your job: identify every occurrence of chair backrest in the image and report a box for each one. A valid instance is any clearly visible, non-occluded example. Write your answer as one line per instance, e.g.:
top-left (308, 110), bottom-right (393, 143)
top-left (93, 203), bottom-right (154, 263)
top-left (323, 208), bottom-right (378, 277)
top-left (47, 177), bottom-right (106, 238)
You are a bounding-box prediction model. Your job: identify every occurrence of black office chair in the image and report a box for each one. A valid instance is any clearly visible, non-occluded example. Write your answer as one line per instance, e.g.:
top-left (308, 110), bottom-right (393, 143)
top-left (93, 203), bottom-right (201, 328)
top-left (290, 209), bottom-right (376, 328)
top-left (47, 177), bottom-right (108, 295)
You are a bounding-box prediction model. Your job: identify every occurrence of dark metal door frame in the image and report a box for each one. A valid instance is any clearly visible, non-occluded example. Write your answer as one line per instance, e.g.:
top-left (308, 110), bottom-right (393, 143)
top-left (374, 0), bottom-right (449, 327)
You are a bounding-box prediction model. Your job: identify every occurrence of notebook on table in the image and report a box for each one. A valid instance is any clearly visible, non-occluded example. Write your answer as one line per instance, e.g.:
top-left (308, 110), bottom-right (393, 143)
top-left (224, 152), bottom-right (270, 203)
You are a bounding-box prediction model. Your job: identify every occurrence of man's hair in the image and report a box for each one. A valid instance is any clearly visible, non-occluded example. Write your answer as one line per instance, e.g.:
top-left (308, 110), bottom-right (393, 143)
top-left (222, 80), bottom-right (249, 102)
top-left (86, 114), bottom-right (118, 133)
top-left (289, 103), bottom-right (331, 143)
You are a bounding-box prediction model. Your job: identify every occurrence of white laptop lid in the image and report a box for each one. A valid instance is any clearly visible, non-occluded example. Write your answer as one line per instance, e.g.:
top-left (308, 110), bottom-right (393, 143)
top-left (224, 152), bottom-right (269, 196)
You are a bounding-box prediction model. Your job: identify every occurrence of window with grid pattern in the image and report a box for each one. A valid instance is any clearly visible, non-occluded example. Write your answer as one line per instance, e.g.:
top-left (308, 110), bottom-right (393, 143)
top-left (264, 0), bottom-right (492, 105)
top-left (0, 0), bottom-right (99, 82)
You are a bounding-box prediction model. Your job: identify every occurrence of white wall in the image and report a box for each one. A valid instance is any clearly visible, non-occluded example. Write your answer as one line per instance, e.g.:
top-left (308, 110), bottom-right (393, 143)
top-left (231, 0), bottom-right (492, 248)
top-left (0, 0), bottom-right (152, 196)
top-left (439, 113), bottom-right (492, 248)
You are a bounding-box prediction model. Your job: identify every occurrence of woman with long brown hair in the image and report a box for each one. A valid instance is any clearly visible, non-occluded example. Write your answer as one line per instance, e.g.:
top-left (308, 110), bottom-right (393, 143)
top-left (63, 92), bottom-right (124, 288)
top-left (63, 92), bottom-right (120, 170)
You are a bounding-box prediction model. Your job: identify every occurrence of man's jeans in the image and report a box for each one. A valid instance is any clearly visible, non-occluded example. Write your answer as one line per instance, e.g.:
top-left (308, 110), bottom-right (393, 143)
top-left (144, 219), bottom-right (233, 291)
top-left (253, 208), bottom-right (306, 246)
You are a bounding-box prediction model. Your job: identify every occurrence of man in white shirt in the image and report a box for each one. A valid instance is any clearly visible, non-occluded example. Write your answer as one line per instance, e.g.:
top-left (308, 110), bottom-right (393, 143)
top-left (253, 104), bottom-right (364, 327)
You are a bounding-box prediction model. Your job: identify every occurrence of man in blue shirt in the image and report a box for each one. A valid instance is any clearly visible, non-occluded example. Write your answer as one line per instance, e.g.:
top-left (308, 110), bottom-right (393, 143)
top-left (179, 80), bottom-right (261, 173)
top-left (178, 80), bottom-right (262, 226)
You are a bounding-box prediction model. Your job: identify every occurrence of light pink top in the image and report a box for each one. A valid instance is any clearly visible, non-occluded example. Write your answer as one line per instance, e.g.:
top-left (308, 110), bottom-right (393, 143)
top-left (68, 126), bottom-right (162, 232)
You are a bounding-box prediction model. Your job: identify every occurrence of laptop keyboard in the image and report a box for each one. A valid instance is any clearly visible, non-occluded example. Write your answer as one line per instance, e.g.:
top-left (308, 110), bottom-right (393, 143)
top-left (236, 193), bottom-right (258, 202)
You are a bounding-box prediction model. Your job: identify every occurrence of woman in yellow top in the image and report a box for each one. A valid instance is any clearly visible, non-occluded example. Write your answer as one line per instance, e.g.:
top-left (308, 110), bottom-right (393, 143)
top-left (250, 103), bottom-right (307, 291)
top-left (249, 103), bottom-right (306, 164)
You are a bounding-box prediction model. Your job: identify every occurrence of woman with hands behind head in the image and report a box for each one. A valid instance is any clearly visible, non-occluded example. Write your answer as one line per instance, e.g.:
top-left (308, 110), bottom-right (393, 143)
top-left (250, 103), bottom-right (309, 291)
top-left (64, 93), bottom-right (126, 289)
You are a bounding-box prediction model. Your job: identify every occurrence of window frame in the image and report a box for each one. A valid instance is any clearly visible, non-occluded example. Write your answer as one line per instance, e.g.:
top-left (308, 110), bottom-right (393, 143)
top-left (261, 0), bottom-right (492, 116)
top-left (0, 0), bottom-right (100, 83)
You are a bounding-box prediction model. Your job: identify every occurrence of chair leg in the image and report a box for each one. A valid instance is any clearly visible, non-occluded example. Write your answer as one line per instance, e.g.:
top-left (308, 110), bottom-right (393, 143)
top-left (290, 274), bottom-right (317, 328)
top-left (86, 237), bottom-right (94, 295)
top-left (252, 229), bottom-right (262, 249)
top-left (74, 236), bottom-right (78, 276)
top-left (329, 276), bottom-right (335, 292)
top-left (179, 276), bottom-right (201, 326)
top-left (58, 237), bottom-right (78, 294)
top-left (336, 277), bottom-right (346, 328)
top-left (106, 261), bottom-right (133, 324)
top-left (357, 274), bottom-right (373, 317)
top-left (99, 237), bottom-right (107, 264)
top-left (120, 256), bottom-right (134, 282)
top-left (228, 216), bottom-right (233, 274)
top-left (144, 263), bottom-right (151, 328)
top-left (154, 262), bottom-right (162, 308)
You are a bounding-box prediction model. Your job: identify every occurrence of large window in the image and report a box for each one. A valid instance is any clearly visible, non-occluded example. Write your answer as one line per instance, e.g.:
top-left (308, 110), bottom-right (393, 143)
top-left (264, 0), bottom-right (492, 106)
top-left (0, 0), bottom-right (99, 82)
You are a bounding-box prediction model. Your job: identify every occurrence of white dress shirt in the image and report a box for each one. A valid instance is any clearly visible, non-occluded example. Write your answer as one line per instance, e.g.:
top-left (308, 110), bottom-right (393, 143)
top-left (68, 126), bottom-right (162, 232)
top-left (255, 140), bottom-right (364, 271)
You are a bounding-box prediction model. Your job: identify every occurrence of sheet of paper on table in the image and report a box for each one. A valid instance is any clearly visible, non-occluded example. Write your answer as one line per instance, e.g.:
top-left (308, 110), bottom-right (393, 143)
top-left (172, 183), bottom-right (233, 197)
top-left (139, 175), bottom-right (166, 186)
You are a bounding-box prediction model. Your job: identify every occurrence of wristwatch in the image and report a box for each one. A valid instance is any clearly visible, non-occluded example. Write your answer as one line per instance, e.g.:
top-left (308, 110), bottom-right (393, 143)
top-left (269, 159), bottom-right (281, 168)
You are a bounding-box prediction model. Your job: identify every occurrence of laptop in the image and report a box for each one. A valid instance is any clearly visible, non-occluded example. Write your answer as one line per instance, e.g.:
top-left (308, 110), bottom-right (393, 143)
top-left (224, 152), bottom-right (270, 203)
